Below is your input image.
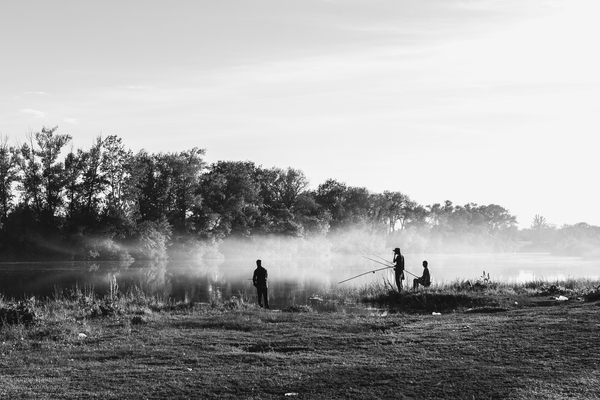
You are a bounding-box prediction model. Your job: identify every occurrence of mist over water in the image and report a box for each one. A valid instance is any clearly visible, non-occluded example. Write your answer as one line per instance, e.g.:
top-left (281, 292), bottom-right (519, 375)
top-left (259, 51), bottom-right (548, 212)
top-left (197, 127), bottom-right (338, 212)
top-left (395, 253), bottom-right (600, 284)
top-left (0, 227), bottom-right (597, 306)
top-left (0, 250), bottom-right (597, 308)
top-left (205, 231), bottom-right (600, 287)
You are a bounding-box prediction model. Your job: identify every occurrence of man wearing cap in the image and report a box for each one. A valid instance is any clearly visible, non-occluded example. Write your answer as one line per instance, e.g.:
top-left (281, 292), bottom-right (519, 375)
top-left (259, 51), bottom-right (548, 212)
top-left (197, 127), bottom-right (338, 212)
top-left (392, 248), bottom-right (405, 291)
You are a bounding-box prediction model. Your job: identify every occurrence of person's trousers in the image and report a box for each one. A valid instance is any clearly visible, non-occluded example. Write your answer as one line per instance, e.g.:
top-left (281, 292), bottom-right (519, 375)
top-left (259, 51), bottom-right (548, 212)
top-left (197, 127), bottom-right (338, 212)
top-left (395, 271), bottom-right (404, 291)
top-left (257, 287), bottom-right (269, 309)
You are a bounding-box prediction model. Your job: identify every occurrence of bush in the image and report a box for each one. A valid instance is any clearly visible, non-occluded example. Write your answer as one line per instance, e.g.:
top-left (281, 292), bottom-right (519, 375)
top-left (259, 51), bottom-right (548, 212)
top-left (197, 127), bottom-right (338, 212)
top-left (72, 234), bottom-right (134, 262)
top-left (0, 301), bottom-right (36, 326)
top-left (135, 219), bottom-right (172, 260)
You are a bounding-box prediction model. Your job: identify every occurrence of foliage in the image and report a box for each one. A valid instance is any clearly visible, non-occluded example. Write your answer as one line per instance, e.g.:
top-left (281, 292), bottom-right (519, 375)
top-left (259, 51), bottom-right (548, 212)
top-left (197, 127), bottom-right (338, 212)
top-left (1, 127), bottom-right (598, 261)
top-left (0, 300), bottom-right (36, 326)
top-left (134, 219), bottom-right (172, 260)
top-left (70, 233), bottom-right (134, 262)
top-left (0, 136), bottom-right (20, 236)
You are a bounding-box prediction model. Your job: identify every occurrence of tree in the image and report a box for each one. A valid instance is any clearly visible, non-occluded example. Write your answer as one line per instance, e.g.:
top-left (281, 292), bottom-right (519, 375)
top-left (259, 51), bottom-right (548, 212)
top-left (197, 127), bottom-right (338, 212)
top-left (132, 149), bottom-right (206, 231)
top-left (315, 179), bottom-right (347, 226)
top-left (256, 167), bottom-right (310, 236)
top-left (63, 146), bottom-right (85, 229)
top-left (197, 161), bottom-right (262, 237)
top-left (134, 219), bottom-right (172, 260)
top-left (0, 136), bottom-right (20, 234)
top-left (403, 202), bottom-right (429, 230)
top-left (531, 214), bottom-right (548, 230)
top-left (101, 135), bottom-right (133, 221)
top-left (343, 186), bottom-right (371, 224)
top-left (292, 191), bottom-right (331, 236)
top-left (380, 191), bottom-right (411, 233)
top-left (314, 179), bottom-right (355, 231)
top-left (130, 150), bottom-right (160, 222)
top-left (79, 136), bottom-right (106, 220)
top-left (17, 126), bottom-right (72, 231)
top-left (152, 148), bottom-right (206, 233)
top-left (476, 204), bottom-right (517, 231)
top-left (278, 167), bottom-right (309, 210)
top-left (171, 148), bottom-right (206, 233)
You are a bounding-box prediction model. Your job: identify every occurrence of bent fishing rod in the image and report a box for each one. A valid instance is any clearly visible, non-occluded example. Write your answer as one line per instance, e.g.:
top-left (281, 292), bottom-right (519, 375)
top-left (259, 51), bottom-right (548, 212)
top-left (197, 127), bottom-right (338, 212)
top-left (363, 256), bottom-right (418, 278)
top-left (372, 254), bottom-right (392, 264)
top-left (338, 266), bottom-right (393, 284)
top-left (338, 256), bottom-right (420, 284)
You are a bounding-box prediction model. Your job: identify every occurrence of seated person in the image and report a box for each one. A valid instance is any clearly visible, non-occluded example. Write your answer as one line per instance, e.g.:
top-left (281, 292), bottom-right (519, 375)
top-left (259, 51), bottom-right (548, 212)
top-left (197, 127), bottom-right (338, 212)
top-left (413, 260), bottom-right (431, 290)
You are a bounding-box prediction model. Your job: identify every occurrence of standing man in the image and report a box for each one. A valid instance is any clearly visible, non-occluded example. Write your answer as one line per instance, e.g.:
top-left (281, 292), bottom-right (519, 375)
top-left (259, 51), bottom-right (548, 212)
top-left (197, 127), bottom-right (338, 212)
top-left (252, 259), bottom-right (269, 309)
top-left (393, 248), bottom-right (405, 292)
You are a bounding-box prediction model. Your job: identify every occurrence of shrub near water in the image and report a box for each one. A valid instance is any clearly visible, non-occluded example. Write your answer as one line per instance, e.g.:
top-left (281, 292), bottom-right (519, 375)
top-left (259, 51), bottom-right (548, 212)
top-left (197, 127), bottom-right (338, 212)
top-left (362, 287), bottom-right (495, 312)
top-left (0, 299), bottom-right (36, 326)
top-left (318, 280), bottom-right (499, 312)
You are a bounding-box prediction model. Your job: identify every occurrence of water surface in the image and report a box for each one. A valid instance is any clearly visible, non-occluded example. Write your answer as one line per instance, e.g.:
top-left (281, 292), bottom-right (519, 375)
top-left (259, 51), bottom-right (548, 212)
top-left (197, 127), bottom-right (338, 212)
top-left (0, 253), bottom-right (597, 308)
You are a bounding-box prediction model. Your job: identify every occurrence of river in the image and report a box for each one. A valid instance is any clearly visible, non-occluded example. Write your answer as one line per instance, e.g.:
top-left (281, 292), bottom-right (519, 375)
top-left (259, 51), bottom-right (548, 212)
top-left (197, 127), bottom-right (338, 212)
top-left (0, 253), bottom-right (597, 308)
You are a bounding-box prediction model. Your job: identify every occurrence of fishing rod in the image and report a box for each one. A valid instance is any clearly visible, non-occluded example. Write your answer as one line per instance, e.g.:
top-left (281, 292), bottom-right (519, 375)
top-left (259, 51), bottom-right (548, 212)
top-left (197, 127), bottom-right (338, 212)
top-left (372, 254), bottom-right (392, 263)
top-left (363, 256), bottom-right (419, 278)
top-left (363, 255), bottom-right (392, 268)
top-left (338, 266), bottom-right (393, 284)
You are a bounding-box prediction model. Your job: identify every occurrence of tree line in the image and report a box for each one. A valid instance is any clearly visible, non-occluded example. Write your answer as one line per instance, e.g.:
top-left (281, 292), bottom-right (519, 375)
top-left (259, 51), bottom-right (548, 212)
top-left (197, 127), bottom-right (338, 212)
top-left (0, 127), bottom-right (596, 261)
top-left (520, 215), bottom-right (600, 258)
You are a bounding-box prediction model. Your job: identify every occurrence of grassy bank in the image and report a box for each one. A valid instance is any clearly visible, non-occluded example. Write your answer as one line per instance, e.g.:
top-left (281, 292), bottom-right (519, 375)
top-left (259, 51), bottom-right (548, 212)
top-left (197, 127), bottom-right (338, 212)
top-left (318, 276), bottom-right (600, 312)
top-left (0, 279), bottom-right (599, 399)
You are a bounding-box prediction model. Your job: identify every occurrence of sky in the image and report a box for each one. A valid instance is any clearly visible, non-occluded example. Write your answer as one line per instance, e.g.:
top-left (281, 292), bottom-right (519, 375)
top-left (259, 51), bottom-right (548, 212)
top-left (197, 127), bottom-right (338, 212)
top-left (1, 0), bottom-right (599, 229)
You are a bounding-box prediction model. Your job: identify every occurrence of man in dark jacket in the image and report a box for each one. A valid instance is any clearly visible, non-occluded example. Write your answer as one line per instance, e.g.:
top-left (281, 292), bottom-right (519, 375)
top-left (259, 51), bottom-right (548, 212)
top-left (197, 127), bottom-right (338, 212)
top-left (393, 248), bottom-right (405, 292)
top-left (252, 259), bottom-right (269, 309)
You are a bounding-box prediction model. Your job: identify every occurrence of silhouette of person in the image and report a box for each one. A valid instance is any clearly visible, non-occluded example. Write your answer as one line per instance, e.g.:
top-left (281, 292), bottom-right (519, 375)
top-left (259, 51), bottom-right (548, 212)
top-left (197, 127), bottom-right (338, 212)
top-left (252, 259), bottom-right (269, 309)
top-left (413, 260), bottom-right (431, 290)
top-left (392, 248), bottom-right (405, 291)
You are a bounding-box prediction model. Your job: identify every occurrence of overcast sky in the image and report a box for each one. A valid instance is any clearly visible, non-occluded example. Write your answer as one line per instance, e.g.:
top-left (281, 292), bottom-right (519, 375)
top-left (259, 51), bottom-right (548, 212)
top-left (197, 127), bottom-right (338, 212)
top-left (1, 0), bottom-right (598, 228)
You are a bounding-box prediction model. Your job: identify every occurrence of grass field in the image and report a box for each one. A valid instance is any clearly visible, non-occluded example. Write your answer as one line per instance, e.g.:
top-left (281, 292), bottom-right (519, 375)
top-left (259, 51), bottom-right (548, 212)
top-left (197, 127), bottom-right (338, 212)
top-left (0, 278), bottom-right (599, 399)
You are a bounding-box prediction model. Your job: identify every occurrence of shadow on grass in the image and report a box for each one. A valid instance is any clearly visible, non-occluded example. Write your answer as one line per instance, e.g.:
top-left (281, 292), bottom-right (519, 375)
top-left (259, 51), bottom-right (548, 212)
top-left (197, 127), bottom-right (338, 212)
top-left (172, 319), bottom-right (256, 332)
top-left (585, 291), bottom-right (600, 302)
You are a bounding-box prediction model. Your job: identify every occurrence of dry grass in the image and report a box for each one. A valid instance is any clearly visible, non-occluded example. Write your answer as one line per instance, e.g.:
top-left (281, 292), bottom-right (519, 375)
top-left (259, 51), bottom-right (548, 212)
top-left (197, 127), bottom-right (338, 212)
top-left (0, 279), bottom-right (599, 399)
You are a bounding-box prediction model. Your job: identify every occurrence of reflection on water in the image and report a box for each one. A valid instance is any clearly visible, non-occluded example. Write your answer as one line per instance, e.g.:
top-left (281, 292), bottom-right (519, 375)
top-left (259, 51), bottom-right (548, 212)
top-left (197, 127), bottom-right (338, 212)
top-left (0, 253), bottom-right (597, 307)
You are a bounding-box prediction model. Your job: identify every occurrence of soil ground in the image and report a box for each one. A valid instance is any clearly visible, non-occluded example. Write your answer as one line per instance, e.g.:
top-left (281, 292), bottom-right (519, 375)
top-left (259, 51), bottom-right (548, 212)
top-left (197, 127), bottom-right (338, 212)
top-left (0, 299), bottom-right (599, 399)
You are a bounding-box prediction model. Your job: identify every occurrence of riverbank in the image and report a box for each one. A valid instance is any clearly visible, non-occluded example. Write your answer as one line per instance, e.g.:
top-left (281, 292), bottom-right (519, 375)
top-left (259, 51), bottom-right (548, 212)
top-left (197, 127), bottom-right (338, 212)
top-left (1, 281), bottom-right (599, 399)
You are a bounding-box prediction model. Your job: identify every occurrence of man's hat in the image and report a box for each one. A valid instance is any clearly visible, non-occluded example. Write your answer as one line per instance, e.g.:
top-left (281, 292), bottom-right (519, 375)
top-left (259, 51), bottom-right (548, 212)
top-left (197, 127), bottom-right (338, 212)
top-left (393, 248), bottom-right (401, 253)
